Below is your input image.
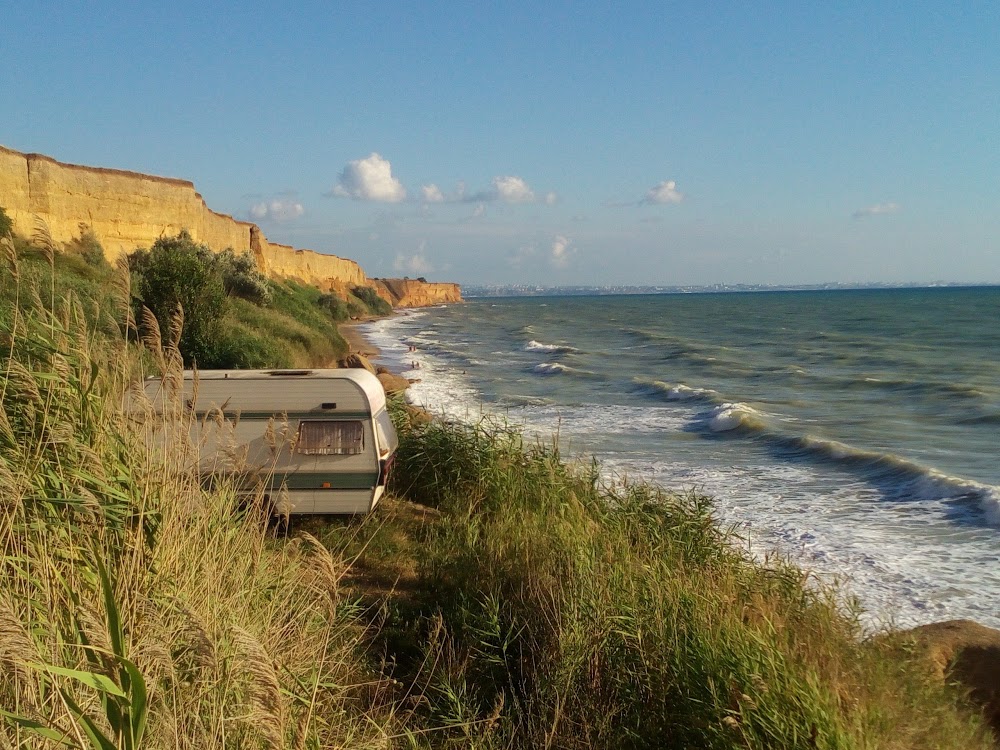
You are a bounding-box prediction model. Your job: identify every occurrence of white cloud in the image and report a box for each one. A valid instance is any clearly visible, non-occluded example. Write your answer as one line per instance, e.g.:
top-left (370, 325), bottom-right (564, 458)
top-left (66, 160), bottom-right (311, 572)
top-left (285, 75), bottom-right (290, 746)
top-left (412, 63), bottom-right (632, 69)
top-left (643, 180), bottom-right (684, 205)
top-left (472, 203), bottom-right (486, 218)
top-left (394, 241), bottom-right (433, 275)
top-left (550, 235), bottom-right (574, 268)
top-left (394, 254), bottom-right (433, 275)
top-left (492, 175), bottom-right (535, 203)
top-left (248, 199), bottom-right (305, 222)
top-left (544, 191), bottom-right (558, 206)
top-left (421, 183), bottom-right (445, 203)
top-left (853, 202), bottom-right (900, 219)
top-left (332, 153), bottom-right (406, 202)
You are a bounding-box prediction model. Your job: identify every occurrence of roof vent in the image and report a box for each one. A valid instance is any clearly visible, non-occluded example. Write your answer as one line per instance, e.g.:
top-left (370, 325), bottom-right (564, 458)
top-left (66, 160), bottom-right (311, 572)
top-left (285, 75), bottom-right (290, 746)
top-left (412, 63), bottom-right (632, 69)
top-left (268, 369), bottom-right (313, 377)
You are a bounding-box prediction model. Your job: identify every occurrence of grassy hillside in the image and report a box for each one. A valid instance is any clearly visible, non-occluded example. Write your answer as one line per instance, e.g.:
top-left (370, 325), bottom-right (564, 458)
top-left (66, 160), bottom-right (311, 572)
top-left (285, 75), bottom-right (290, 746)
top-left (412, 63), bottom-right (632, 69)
top-left (309, 414), bottom-right (992, 749)
top-left (0, 220), bottom-right (390, 369)
top-left (0, 257), bottom-right (398, 747)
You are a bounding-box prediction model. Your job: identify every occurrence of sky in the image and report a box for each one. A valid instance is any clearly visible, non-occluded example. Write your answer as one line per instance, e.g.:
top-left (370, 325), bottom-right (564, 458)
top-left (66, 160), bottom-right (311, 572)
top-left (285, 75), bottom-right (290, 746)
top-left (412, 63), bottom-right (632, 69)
top-left (2, 2), bottom-right (998, 286)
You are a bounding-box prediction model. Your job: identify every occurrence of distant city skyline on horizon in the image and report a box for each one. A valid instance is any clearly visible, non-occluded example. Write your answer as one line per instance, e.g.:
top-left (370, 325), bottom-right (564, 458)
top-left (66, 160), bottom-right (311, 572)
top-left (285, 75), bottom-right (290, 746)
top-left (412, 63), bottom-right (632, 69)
top-left (3, 2), bottom-right (998, 287)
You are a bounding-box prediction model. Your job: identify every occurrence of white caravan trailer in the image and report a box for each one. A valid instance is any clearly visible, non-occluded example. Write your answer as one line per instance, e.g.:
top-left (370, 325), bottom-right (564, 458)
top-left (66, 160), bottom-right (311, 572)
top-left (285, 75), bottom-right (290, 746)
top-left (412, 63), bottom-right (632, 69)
top-left (143, 369), bottom-right (398, 514)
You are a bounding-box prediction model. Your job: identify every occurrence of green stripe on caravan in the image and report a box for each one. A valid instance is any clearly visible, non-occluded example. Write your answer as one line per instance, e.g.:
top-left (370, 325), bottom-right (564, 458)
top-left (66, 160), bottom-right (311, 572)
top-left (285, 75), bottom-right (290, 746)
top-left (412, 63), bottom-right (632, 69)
top-left (193, 411), bottom-right (372, 420)
top-left (271, 472), bottom-right (380, 490)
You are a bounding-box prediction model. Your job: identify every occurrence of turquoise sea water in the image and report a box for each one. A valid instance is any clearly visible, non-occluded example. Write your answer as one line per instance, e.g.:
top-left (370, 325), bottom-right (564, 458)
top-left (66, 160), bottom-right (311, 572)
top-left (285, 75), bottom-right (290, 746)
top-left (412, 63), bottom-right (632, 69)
top-left (364, 288), bottom-right (1000, 628)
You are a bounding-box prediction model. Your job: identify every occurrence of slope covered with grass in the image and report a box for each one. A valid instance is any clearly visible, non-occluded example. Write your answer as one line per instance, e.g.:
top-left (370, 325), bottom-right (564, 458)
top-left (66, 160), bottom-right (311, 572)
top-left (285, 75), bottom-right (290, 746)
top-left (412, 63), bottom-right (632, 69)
top-left (0, 251), bottom-right (402, 747)
top-left (0, 219), bottom-right (388, 370)
top-left (349, 413), bottom-right (995, 749)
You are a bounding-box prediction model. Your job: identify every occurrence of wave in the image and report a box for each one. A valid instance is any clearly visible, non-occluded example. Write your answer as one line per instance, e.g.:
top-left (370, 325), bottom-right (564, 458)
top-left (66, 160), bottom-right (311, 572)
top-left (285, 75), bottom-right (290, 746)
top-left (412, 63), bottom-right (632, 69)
top-left (957, 412), bottom-right (1000, 426)
top-left (532, 362), bottom-right (599, 379)
top-left (846, 375), bottom-right (989, 401)
top-left (704, 402), bottom-right (769, 433)
top-left (632, 377), bottom-right (721, 405)
top-left (692, 403), bottom-right (1000, 526)
top-left (525, 339), bottom-right (578, 353)
top-left (533, 362), bottom-right (572, 375)
top-left (501, 394), bottom-right (556, 406)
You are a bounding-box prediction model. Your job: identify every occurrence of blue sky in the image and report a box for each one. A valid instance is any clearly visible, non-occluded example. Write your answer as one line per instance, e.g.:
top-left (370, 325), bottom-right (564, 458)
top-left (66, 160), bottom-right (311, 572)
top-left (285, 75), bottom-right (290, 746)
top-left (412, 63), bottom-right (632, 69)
top-left (2, 2), bottom-right (998, 285)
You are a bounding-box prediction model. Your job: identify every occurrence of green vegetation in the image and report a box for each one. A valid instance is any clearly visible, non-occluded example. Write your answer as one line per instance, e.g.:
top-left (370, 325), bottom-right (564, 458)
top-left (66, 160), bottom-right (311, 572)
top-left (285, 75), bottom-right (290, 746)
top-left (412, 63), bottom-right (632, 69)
top-left (333, 413), bottom-right (992, 749)
top-left (0, 204), bottom-right (13, 238)
top-left (0, 261), bottom-right (397, 748)
top-left (1, 211), bottom-right (993, 748)
top-left (352, 284), bottom-right (393, 316)
top-left (129, 231), bottom-right (229, 366)
top-left (65, 224), bottom-right (109, 268)
top-left (0, 214), bottom-right (397, 369)
top-left (126, 231), bottom-right (391, 368)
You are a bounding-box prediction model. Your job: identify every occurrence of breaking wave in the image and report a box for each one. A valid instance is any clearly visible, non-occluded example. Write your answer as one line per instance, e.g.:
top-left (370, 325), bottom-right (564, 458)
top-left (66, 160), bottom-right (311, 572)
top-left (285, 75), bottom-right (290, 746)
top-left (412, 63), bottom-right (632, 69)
top-left (692, 403), bottom-right (1000, 526)
top-left (525, 339), bottom-right (578, 353)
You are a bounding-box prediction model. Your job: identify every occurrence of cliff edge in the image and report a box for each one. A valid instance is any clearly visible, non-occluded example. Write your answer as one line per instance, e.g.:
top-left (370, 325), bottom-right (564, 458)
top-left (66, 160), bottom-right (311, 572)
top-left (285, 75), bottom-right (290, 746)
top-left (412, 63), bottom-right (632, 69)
top-left (0, 144), bottom-right (461, 307)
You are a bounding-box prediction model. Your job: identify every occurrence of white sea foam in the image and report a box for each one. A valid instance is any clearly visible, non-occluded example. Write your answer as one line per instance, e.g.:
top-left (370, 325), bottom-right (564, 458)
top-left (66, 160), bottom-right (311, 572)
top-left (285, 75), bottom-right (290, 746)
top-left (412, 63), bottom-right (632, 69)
top-left (525, 339), bottom-right (577, 352)
top-left (706, 403), bottom-right (766, 432)
top-left (636, 378), bottom-right (719, 403)
top-left (665, 383), bottom-right (714, 401)
top-left (533, 362), bottom-right (572, 375)
top-left (910, 471), bottom-right (1000, 526)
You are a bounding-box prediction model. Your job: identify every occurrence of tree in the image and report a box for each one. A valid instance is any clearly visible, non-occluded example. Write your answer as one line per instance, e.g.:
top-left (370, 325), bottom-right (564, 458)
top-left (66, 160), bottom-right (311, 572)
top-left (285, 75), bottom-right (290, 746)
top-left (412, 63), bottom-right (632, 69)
top-left (130, 231), bottom-right (228, 366)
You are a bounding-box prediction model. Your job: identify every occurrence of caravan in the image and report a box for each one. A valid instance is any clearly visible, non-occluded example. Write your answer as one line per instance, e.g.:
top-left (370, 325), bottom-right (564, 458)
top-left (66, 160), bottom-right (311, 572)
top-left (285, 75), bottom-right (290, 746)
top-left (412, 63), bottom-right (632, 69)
top-left (144, 369), bottom-right (398, 514)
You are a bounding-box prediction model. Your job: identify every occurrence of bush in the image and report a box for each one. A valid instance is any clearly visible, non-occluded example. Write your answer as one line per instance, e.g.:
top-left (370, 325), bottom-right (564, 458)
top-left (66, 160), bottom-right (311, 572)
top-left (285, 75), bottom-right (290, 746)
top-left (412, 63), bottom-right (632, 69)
top-left (65, 223), bottom-right (108, 268)
top-left (350, 285), bottom-right (392, 316)
top-left (318, 293), bottom-right (351, 321)
top-left (0, 205), bottom-right (12, 238)
top-left (129, 230), bottom-right (228, 366)
top-left (215, 248), bottom-right (272, 305)
top-left (0, 276), bottom-right (392, 747)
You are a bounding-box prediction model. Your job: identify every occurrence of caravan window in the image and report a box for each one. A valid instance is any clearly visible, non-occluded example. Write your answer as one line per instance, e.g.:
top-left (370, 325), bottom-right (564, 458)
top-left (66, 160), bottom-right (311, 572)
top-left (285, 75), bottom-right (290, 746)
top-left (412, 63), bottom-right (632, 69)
top-left (296, 420), bottom-right (364, 455)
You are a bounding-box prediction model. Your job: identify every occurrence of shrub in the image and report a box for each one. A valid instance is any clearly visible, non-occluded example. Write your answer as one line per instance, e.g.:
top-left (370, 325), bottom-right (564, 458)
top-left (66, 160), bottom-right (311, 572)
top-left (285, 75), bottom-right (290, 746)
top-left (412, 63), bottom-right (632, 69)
top-left (0, 273), bottom-right (394, 747)
top-left (318, 292), bottom-right (351, 321)
top-left (384, 416), bottom-right (996, 749)
top-left (350, 285), bottom-right (392, 316)
top-left (215, 248), bottom-right (272, 305)
top-left (0, 204), bottom-right (12, 238)
top-left (65, 223), bottom-right (108, 268)
top-left (129, 230), bottom-right (228, 366)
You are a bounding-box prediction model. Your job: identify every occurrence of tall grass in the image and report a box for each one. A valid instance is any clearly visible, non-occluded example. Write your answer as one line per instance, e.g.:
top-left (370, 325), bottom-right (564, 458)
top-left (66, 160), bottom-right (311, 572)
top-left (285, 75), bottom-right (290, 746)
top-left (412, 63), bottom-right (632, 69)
top-left (387, 416), bottom-right (994, 749)
top-left (0, 246), bottom-right (392, 747)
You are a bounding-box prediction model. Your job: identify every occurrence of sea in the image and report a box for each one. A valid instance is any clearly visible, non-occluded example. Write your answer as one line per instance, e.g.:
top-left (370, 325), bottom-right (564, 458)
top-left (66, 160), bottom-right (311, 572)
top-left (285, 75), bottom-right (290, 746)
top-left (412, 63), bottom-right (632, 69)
top-left (362, 288), bottom-right (1000, 630)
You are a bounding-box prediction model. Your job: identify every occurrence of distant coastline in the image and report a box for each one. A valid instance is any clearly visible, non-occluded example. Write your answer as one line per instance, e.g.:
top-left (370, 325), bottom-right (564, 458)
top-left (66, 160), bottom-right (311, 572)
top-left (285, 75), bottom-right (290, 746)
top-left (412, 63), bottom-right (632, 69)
top-left (464, 281), bottom-right (1000, 298)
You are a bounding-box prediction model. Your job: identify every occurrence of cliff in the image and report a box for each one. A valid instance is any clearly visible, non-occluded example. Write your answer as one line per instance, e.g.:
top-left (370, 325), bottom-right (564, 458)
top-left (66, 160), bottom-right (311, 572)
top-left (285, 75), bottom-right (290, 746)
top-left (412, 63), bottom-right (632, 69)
top-left (0, 145), bottom-right (461, 306)
top-left (373, 278), bottom-right (463, 308)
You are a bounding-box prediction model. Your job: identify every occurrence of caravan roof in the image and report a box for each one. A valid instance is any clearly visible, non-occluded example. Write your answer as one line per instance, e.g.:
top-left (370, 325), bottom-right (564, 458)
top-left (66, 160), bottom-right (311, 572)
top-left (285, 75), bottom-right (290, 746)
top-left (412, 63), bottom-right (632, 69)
top-left (154, 368), bottom-right (388, 415)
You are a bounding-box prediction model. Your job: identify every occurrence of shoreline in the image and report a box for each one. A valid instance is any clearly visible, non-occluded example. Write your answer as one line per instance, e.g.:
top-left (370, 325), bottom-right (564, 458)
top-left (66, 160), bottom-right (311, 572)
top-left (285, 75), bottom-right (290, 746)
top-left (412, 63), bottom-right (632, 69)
top-left (351, 298), bottom-right (1000, 634)
top-left (339, 320), bottom-right (382, 358)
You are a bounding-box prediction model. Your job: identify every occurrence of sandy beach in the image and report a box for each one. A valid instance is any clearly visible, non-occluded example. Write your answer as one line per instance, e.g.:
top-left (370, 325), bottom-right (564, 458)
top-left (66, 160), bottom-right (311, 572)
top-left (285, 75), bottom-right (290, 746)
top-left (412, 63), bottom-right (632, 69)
top-left (339, 321), bottom-right (381, 358)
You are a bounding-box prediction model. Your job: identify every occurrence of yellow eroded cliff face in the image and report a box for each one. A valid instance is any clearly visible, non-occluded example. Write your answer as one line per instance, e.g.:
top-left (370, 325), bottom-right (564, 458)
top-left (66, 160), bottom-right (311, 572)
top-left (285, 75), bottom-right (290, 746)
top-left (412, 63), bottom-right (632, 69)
top-left (373, 278), bottom-right (463, 307)
top-left (0, 145), bottom-right (253, 260)
top-left (0, 145), bottom-right (460, 305)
